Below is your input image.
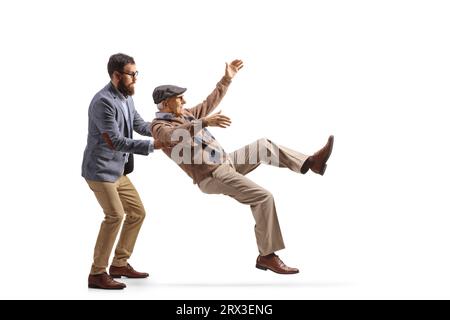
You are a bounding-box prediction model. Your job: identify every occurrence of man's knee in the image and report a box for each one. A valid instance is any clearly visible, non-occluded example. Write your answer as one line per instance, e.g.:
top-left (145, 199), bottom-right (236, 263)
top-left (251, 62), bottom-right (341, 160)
top-left (127, 207), bottom-right (146, 222)
top-left (137, 209), bottom-right (146, 221)
top-left (104, 211), bottom-right (124, 225)
top-left (254, 188), bottom-right (274, 204)
top-left (263, 190), bottom-right (274, 203)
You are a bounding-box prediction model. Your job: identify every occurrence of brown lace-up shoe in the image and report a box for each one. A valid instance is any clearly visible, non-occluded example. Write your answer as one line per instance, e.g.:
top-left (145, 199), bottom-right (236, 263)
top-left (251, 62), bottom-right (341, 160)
top-left (109, 263), bottom-right (149, 279)
top-left (256, 253), bottom-right (299, 275)
top-left (88, 272), bottom-right (126, 289)
top-left (309, 135), bottom-right (334, 175)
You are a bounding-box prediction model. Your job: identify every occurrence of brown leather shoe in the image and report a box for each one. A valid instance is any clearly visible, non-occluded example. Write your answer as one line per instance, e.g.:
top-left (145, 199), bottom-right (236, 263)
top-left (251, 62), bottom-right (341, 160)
top-left (309, 135), bottom-right (334, 175)
top-left (256, 253), bottom-right (299, 275)
top-left (88, 272), bottom-right (126, 289)
top-left (109, 263), bottom-right (149, 279)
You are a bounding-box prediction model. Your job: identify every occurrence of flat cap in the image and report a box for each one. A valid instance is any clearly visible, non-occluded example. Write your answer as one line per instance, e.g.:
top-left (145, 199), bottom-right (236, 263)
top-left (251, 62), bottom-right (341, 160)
top-left (152, 85), bottom-right (187, 104)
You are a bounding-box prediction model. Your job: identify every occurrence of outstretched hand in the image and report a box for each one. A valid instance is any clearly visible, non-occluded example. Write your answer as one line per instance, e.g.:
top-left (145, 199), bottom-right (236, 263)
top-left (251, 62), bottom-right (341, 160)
top-left (203, 111), bottom-right (232, 128)
top-left (225, 59), bottom-right (244, 80)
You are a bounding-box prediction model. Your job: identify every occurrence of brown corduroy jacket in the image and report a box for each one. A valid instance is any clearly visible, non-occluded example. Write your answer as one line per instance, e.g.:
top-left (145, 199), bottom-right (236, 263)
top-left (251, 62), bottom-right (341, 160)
top-left (150, 76), bottom-right (232, 184)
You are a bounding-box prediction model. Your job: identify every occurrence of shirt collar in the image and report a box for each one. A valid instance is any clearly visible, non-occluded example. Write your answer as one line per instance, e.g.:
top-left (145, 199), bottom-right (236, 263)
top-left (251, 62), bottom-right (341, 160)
top-left (155, 112), bottom-right (176, 120)
top-left (155, 111), bottom-right (194, 121)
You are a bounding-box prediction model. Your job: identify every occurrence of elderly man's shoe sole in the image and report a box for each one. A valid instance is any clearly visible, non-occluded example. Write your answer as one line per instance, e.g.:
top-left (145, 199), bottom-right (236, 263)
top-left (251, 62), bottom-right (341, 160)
top-left (255, 264), bottom-right (299, 275)
top-left (318, 164), bottom-right (327, 175)
top-left (311, 135), bottom-right (334, 175)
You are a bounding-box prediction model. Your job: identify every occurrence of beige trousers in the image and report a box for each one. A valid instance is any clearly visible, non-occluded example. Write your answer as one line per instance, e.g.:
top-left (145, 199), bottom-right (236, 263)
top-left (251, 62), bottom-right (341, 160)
top-left (198, 138), bottom-right (309, 256)
top-left (86, 175), bottom-right (146, 275)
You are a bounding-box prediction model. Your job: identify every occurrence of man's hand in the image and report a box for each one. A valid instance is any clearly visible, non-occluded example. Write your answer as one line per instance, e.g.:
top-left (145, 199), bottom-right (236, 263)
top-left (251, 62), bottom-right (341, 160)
top-left (225, 59), bottom-right (244, 80)
top-left (202, 111), bottom-right (232, 128)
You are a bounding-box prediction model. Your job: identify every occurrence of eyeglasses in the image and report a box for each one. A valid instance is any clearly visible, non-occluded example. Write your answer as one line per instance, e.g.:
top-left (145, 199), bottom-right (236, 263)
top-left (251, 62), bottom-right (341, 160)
top-left (120, 70), bottom-right (139, 78)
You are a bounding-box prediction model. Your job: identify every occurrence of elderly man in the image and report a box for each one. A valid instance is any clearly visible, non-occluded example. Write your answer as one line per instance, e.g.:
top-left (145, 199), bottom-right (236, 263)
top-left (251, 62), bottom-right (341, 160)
top-left (150, 59), bottom-right (333, 274)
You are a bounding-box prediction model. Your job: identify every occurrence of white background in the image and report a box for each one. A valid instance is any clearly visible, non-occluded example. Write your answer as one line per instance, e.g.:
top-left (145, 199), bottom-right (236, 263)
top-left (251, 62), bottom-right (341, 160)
top-left (0, 0), bottom-right (449, 299)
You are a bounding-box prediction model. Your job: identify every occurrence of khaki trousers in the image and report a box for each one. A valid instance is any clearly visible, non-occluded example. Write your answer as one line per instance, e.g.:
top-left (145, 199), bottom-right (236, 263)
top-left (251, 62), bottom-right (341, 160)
top-left (86, 175), bottom-right (146, 275)
top-left (198, 138), bottom-right (309, 256)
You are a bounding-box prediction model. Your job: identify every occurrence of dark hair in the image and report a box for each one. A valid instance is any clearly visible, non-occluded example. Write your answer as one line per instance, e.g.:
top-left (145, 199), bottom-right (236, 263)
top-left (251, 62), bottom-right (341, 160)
top-left (107, 53), bottom-right (135, 78)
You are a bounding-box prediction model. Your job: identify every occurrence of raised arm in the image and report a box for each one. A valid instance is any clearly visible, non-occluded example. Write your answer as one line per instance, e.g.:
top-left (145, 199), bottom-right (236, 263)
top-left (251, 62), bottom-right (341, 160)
top-left (187, 59), bottom-right (243, 119)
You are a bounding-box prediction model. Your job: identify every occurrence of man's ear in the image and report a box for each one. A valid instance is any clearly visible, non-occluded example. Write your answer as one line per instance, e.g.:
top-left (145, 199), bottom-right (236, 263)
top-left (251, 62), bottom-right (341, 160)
top-left (112, 70), bottom-right (121, 81)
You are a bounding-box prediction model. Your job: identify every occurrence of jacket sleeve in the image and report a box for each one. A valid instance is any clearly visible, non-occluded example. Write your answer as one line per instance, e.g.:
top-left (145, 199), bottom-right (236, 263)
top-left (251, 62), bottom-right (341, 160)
top-left (186, 76), bottom-right (232, 119)
top-left (92, 98), bottom-right (153, 155)
top-left (151, 120), bottom-right (204, 146)
top-left (133, 109), bottom-right (152, 137)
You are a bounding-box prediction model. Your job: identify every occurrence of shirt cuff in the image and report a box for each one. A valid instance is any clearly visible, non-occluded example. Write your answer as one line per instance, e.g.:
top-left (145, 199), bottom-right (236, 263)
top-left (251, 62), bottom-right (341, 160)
top-left (148, 141), bottom-right (154, 153)
top-left (192, 119), bottom-right (204, 128)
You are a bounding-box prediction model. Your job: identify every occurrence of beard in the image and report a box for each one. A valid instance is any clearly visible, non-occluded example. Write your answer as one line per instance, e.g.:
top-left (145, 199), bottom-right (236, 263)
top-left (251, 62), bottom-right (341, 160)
top-left (117, 78), bottom-right (135, 97)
